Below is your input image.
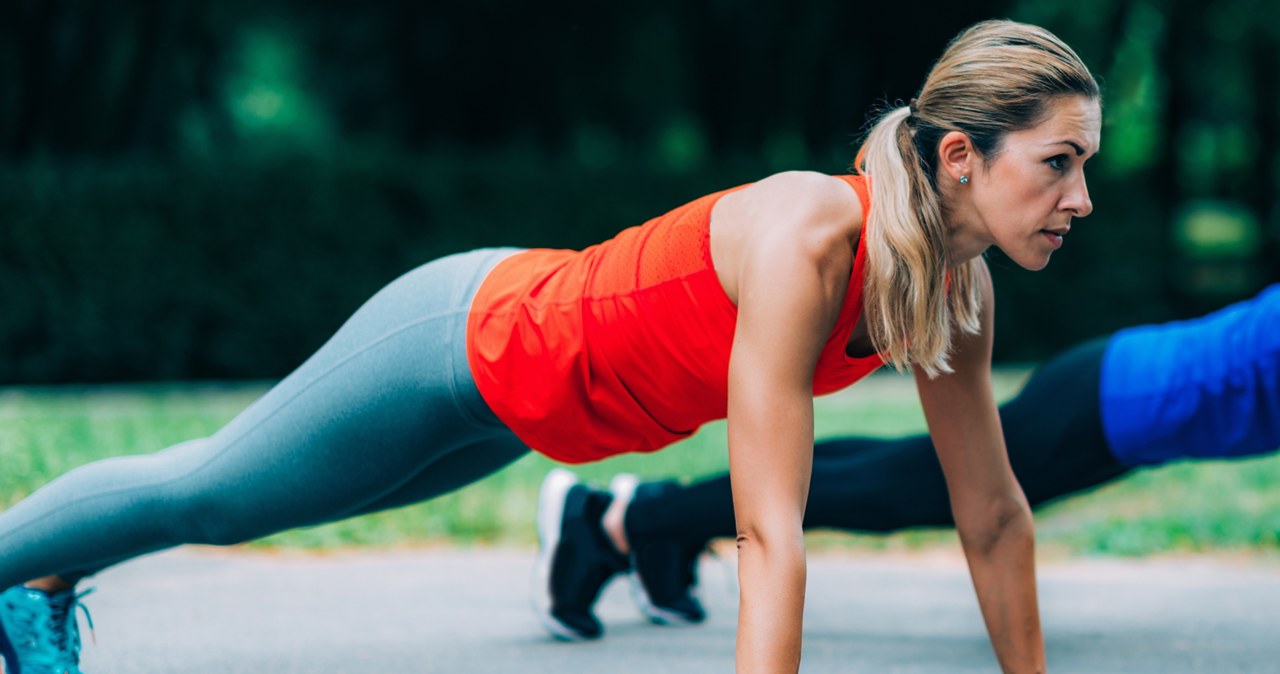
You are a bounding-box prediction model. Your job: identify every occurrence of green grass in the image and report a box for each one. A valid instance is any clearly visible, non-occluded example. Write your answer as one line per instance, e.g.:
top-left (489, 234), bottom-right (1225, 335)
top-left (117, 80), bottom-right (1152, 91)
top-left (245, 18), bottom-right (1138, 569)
top-left (3, 370), bottom-right (1279, 556)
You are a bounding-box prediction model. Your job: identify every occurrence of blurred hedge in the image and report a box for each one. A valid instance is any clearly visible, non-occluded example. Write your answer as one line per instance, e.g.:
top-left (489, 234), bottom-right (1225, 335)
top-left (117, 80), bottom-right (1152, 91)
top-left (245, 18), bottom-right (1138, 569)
top-left (2, 149), bottom-right (1275, 385)
top-left (5, 2), bottom-right (1280, 384)
top-left (0, 150), bottom-right (755, 383)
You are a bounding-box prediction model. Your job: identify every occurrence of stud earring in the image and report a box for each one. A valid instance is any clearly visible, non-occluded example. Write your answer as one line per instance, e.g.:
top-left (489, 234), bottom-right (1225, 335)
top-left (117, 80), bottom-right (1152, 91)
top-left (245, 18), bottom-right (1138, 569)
top-left (959, 175), bottom-right (969, 185)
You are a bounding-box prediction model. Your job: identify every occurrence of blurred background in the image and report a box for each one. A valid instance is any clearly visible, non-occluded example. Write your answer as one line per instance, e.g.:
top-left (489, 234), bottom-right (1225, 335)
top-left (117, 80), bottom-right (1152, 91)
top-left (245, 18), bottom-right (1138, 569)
top-left (2, 1), bottom-right (1279, 556)
top-left (2, 0), bottom-right (1277, 385)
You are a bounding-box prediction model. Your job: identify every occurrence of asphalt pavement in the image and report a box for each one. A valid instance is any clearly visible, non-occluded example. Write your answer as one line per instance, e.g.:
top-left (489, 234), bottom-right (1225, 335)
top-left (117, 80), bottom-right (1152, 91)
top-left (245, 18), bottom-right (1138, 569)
top-left (75, 546), bottom-right (1280, 673)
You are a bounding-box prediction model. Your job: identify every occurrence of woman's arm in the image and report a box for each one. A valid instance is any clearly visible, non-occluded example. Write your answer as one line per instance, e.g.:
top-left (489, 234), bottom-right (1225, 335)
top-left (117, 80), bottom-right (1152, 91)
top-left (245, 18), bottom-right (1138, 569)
top-left (715, 172), bottom-right (861, 673)
top-left (914, 259), bottom-right (1045, 674)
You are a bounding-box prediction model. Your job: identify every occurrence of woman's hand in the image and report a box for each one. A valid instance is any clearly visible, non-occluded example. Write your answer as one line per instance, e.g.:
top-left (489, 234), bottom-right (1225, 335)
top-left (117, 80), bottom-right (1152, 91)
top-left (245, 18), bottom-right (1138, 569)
top-left (914, 259), bottom-right (1045, 673)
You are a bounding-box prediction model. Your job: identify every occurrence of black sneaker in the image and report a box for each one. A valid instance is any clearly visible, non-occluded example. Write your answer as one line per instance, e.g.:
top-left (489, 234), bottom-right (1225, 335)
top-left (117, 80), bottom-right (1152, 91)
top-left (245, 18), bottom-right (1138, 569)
top-left (532, 469), bottom-right (628, 641)
top-left (614, 475), bottom-right (707, 626)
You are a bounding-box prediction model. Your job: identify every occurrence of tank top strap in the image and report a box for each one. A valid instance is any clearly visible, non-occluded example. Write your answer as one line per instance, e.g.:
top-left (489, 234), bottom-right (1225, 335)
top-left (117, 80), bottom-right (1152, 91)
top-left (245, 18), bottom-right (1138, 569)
top-left (832, 173), bottom-right (871, 276)
top-left (816, 174), bottom-right (871, 360)
top-left (833, 173), bottom-right (871, 216)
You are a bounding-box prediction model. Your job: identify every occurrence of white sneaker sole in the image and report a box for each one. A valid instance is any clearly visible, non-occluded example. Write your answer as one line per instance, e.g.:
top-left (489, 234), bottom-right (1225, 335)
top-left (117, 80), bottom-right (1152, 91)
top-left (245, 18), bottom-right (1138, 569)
top-left (612, 474), bottom-right (703, 627)
top-left (626, 572), bottom-right (702, 626)
top-left (531, 468), bottom-right (585, 641)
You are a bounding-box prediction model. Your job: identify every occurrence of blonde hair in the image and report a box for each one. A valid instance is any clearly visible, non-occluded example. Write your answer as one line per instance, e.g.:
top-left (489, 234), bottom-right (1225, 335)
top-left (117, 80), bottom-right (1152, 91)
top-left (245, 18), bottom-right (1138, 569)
top-left (854, 20), bottom-right (1099, 376)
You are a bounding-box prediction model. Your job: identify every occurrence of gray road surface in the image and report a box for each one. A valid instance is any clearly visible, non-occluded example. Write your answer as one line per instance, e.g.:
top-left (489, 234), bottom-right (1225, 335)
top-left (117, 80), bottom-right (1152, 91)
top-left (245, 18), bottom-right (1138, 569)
top-left (75, 547), bottom-right (1280, 673)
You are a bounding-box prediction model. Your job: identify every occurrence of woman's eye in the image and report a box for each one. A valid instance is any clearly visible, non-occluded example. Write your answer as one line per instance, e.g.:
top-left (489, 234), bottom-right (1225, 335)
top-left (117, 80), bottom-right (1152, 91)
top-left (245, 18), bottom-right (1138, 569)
top-left (1046, 155), bottom-right (1067, 171)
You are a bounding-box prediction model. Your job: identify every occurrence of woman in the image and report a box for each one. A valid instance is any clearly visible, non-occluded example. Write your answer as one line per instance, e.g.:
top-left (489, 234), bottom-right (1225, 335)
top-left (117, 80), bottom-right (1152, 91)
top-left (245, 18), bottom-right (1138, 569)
top-left (0, 20), bottom-right (1097, 674)
top-left (543, 283), bottom-right (1280, 631)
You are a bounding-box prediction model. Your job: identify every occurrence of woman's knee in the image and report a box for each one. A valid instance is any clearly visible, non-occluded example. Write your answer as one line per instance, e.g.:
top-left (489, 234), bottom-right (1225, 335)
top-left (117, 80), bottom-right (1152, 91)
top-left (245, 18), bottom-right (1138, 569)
top-left (142, 440), bottom-right (267, 547)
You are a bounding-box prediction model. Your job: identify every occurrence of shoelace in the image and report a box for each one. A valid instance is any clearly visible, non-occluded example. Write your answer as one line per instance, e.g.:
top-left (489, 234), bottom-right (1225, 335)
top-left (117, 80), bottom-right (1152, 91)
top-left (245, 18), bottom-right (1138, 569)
top-left (48, 588), bottom-right (96, 659)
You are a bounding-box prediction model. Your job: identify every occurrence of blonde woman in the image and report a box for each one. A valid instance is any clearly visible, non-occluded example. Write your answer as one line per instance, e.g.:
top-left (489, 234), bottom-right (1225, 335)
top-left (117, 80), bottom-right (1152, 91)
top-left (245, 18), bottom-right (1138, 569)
top-left (1, 19), bottom-right (1096, 674)
top-left (534, 19), bottom-right (1098, 672)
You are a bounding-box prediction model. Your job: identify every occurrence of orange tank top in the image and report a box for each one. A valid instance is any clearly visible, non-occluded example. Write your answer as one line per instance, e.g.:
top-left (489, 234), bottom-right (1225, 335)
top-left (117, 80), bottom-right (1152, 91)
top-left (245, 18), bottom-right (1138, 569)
top-left (466, 174), bottom-right (883, 463)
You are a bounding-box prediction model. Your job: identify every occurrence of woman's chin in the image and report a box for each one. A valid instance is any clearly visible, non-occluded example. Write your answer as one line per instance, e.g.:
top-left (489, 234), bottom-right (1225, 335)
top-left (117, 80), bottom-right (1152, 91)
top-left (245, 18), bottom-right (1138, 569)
top-left (1013, 251), bottom-right (1053, 271)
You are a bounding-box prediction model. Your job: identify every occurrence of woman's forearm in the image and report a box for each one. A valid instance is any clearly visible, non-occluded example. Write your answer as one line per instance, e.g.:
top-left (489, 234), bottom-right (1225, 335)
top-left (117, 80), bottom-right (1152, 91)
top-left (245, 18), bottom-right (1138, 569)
top-left (958, 503), bottom-right (1044, 674)
top-left (735, 525), bottom-right (807, 674)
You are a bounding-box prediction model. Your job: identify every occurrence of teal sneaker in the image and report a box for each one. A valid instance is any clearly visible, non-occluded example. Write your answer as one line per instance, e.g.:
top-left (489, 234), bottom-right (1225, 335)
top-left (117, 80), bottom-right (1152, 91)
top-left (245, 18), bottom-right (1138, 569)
top-left (0, 585), bottom-right (95, 674)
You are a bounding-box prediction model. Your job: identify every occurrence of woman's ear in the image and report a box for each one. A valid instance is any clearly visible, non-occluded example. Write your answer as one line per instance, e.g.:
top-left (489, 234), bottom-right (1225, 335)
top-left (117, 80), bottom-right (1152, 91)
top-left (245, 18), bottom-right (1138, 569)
top-left (937, 131), bottom-right (974, 184)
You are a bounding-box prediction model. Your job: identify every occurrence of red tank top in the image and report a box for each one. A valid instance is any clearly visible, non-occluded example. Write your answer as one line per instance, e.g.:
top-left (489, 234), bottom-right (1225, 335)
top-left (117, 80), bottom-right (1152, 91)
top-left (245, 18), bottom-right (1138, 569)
top-left (466, 174), bottom-right (883, 463)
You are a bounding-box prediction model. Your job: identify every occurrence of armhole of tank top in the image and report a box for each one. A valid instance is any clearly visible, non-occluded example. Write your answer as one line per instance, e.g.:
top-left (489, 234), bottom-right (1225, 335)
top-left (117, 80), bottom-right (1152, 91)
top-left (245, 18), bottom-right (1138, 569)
top-left (835, 174), bottom-right (871, 279)
top-left (699, 185), bottom-right (753, 292)
top-left (699, 197), bottom-right (716, 276)
top-left (828, 174), bottom-right (873, 364)
top-left (838, 173), bottom-right (871, 213)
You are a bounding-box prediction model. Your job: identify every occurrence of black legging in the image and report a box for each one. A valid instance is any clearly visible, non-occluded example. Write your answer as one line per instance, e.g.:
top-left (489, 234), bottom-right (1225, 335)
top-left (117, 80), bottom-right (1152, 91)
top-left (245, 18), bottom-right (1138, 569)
top-left (626, 337), bottom-right (1130, 548)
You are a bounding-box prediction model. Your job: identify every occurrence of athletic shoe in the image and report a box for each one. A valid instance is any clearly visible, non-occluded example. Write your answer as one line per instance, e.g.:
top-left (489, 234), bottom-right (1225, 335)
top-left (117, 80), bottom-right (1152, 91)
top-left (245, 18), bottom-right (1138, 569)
top-left (532, 469), bottom-right (628, 641)
top-left (619, 477), bottom-right (707, 626)
top-left (0, 585), bottom-right (95, 674)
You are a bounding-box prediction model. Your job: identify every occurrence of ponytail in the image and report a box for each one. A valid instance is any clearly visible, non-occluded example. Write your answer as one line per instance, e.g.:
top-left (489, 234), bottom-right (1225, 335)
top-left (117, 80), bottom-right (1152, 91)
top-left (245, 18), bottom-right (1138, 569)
top-left (855, 107), bottom-right (982, 377)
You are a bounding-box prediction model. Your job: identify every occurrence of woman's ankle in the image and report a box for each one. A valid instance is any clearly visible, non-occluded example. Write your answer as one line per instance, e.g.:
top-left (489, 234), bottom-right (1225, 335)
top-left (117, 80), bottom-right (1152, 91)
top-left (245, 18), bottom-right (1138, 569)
top-left (24, 575), bottom-right (74, 594)
top-left (602, 499), bottom-right (631, 555)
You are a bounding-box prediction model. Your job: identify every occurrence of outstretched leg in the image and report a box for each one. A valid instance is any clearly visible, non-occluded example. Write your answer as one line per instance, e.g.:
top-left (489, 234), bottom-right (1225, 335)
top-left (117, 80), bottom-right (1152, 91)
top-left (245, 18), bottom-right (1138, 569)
top-left (624, 337), bottom-right (1127, 548)
top-left (0, 248), bottom-right (521, 591)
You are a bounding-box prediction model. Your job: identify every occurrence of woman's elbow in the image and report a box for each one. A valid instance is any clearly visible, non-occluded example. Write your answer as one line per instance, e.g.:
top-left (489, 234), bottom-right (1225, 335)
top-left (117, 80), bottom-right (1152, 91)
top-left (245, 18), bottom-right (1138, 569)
top-left (956, 498), bottom-right (1034, 558)
top-left (736, 518), bottom-right (806, 562)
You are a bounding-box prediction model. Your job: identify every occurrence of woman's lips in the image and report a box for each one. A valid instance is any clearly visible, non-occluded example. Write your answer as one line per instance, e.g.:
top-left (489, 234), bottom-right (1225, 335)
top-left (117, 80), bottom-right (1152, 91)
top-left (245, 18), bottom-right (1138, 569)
top-left (1041, 230), bottom-right (1064, 249)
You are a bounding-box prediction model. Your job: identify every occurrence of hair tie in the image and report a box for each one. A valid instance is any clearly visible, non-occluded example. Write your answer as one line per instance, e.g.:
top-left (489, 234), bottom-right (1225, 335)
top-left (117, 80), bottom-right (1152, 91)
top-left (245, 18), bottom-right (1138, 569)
top-left (902, 98), bottom-right (920, 129)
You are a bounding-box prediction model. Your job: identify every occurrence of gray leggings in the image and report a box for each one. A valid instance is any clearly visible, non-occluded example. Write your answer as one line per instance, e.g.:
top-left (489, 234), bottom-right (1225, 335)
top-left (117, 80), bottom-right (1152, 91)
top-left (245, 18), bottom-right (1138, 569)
top-left (0, 248), bottom-right (529, 588)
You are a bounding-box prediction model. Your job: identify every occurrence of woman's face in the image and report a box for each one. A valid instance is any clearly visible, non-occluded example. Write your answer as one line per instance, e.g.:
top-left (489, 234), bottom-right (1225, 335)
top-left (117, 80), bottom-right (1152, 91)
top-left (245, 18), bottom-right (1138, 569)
top-left (964, 95), bottom-right (1101, 270)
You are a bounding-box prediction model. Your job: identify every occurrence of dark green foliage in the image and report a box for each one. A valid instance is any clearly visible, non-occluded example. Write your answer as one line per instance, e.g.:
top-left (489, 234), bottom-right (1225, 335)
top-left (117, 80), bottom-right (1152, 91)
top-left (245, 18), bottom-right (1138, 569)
top-left (0, 151), bottom-right (755, 383)
top-left (0, 1), bottom-right (1277, 383)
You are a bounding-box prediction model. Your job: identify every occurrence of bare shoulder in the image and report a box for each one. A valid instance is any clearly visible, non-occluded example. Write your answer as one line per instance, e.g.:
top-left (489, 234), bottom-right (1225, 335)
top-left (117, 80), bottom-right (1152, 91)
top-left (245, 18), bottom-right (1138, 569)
top-left (719, 171), bottom-right (863, 245)
top-left (752, 171), bottom-right (863, 223)
top-left (711, 171), bottom-right (863, 303)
